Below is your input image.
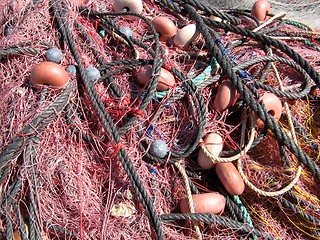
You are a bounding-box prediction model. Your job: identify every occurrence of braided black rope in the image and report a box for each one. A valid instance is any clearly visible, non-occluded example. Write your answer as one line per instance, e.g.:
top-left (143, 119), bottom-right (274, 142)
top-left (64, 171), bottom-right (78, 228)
top-left (51, 1), bottom-right (165, 238)
top-left (178, 0), bottom-right (241, 25)
top-left (29, 193), bottom-right (41, 240)
top-left (202, 18), bottom-right (320, 88)
top-left (259, 60), bottom-right (273, 83)
top-left (12, 200), bottom-right (29, 240)
top-left (223, 8), bottom-right (260, 27)
top-left (160, 213), bottom-right (276, 239)
top-left (225, 196), bottom-right (241, 222)
top-left (0, 47), bottom-right (40, 60)
top-left (0, 84), bottom-right (74, 183)
top-left (25, 140), bottom-right (42, 240)
top-left (5, 202), bottom-right (14, 240)
top-left (2, 178), bottom-right (22, 207)
top-left (279, 196), bottom-right (320, 224)
top-left (233, 55), bottom-right (312, 100)
top-left (73, 21), bottom-right (123, 98)
top-left (286, 190), bottom-right (320, 212)
top-left (183, 4), bottom-right (320, 183)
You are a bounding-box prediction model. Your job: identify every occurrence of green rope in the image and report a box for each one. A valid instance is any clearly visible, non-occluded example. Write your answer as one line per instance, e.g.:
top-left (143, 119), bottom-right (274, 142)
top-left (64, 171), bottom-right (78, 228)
top-left (284, 20), bottom-right (313, 31)
top-left (303, 40), bottom-right (320, 52)
top-left (233, 196), bottom-right (258, 240)
top-left (155, 57), bottom-right (218, 99)
top-left (233, 196), bottom-right (253, 226)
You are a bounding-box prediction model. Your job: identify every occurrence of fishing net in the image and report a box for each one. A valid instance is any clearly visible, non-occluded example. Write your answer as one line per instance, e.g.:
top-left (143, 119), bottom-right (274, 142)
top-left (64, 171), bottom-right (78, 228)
top-left (0, 0), bottom-right (319, 239)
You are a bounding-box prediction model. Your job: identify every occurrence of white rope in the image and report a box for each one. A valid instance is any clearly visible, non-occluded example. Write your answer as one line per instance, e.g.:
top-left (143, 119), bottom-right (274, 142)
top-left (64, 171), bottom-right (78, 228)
top-left (175, 161), bottom-right (202, 240)
top-left (237, 158), bottom-right (302, 197)
top-left (200, 115), bottom-right (256, 163)
top-left (253, 12), bottom-right (287, 33)
top-left (237, 108), bottom-right (302, 197)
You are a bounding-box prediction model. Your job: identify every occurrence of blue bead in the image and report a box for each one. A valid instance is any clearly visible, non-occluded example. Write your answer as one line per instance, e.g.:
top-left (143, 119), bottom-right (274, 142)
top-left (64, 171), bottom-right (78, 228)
top-left (149, 139), bottom-right (168, 158)
top-left (84, 66), bottom-right (101, 82)
top-left (119, 26), bottom-right (132, 38)
top-left (149, 168), bottom-right (157, 174)
top-left (66, 65), bottom-right (77, 75)
top-left (45, 48), bottom-right (62, 63)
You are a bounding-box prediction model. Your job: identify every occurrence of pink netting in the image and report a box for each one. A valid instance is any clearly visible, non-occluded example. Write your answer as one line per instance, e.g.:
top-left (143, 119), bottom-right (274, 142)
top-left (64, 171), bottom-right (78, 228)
top-left (0, 0), bottom-right (319, 239)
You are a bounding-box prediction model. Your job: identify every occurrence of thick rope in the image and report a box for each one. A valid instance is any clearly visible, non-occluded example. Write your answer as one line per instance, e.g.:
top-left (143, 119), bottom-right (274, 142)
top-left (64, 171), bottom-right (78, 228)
top-left (236, 112), bottom-right (302, 197)
top-left (184, 4), bottom-right (320, 183)
top-left (52, 1), bottom-right (164, 238)
top-left (175, 161), bottom-right (202, 240)
top-left (0, 84), bottom-right (74, 180)
top-left (232, 55), bottom-right (312, 100)
top-left (160, 213), bottom-right (276, 240)
top-left (199, 122), bottom-right (255, 163)
top-left (12, 200), bottom-right (29, 240)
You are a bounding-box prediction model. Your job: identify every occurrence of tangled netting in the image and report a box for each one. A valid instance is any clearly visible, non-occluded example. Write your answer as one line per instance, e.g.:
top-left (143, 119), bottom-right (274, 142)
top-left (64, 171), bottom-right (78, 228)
top-left (0, 0), bottom-right (320, 239)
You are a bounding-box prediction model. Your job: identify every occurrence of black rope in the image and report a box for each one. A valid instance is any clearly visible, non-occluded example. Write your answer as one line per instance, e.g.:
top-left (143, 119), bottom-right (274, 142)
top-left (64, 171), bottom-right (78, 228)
top-left (175, 0), bottom-right (241, 25)
top-left (279, 196), bottom-right (320, 224)
top-left (233, 55), bottom-right (312, 100)
top-left (183, 4), bottom-right (320, 183)
top-left (160, 213), bottom-right (276, 240)
top-left (12, 200), bottom-right (29, 240)
top-left (0, 84), bottom-right (74, 184)
top-left (286, 190), bottom-right (320, 212)
top-left (1, 1), bottom-right (319, 239)
top-left (51, 1), bottom-right (165, 238)
top-left (26, 139), bottom-right (42, 240)
top-left (5, 202), bottom-right (14, 240)
top-left (0, 47), bottom-right (40, 61)
top-left (202, 18), bottom-right (320, 88)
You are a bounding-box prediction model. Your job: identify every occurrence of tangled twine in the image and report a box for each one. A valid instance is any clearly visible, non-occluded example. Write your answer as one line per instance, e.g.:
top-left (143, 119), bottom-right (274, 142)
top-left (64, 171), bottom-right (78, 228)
top-left (0, 0), bottom-right (319, 239)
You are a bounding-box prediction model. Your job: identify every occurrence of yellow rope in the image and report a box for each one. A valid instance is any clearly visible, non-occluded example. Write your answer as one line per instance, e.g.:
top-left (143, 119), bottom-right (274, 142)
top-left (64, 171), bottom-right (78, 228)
top-left (237, 157), bottom-right (302, 197)
top-left (269, 49), bottom-right (298, 144)
top-left (252, 12), bottom-right (287, 33)
top-left (200, 115), bottom-right (256, 163)
top-left (175, 161), bottom-right (202, 240)
top-left (232, 44), bottom-right (303, 197)
top-left (236, 111), bottom-right (301, 196)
